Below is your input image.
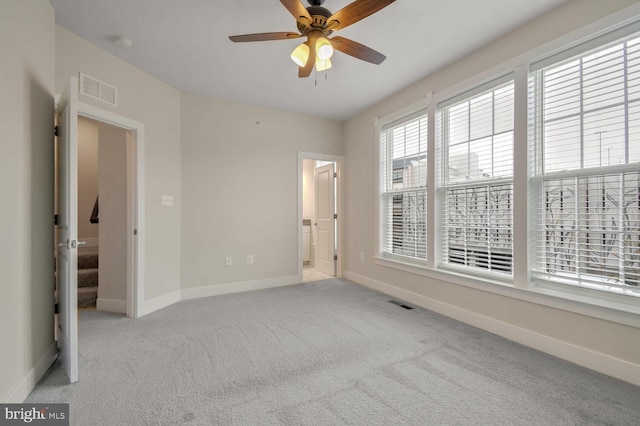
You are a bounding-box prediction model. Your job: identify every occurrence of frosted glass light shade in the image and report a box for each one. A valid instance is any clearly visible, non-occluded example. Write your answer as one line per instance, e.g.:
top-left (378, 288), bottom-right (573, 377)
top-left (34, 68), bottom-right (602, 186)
top-left (316, 37), bottom-right (334, 61)
top-left (316, 58), bottom-right (332, 72)
top-left (290, 43), bottom-right (310, 67)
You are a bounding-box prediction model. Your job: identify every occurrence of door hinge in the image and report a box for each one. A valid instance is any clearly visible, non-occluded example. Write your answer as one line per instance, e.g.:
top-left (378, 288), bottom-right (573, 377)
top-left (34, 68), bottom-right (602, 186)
top-left (54, 214), bottom-right (59, 226)
top-left (54, 126), bottom-right (59, 137)
top-left (334, 255), bottom-right (338, 261)
top-left (133, 229), bottom-right (138, 236)
top-left (334, 213), bottom-right (337, 219)
top-left (333, 172), bottom-right (337, 178)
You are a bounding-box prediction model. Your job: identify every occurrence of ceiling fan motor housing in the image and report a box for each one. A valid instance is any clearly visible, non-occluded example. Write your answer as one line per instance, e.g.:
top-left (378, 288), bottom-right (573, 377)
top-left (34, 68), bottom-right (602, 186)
top-left (307, 0), bottom-right (326, 5)
top-left (298, 6), bottom-right (332, 34)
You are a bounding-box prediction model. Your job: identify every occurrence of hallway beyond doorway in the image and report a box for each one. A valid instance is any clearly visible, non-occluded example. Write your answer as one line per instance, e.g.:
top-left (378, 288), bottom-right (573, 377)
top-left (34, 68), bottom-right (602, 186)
top-left (303, 266), bottom-right (334, 283)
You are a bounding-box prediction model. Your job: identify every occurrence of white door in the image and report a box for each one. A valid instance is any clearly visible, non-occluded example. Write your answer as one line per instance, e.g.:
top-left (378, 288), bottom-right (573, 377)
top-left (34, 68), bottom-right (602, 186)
top-left (315, 163), bottom-right (336, 276)
top-left (56, 76), bottom-right (79, 383)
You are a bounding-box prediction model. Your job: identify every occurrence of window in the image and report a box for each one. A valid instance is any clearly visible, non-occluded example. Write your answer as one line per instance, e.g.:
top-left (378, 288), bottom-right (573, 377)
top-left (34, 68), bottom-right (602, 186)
top-left (530, 33), bottom-right (640, 294)
top-left (440, 80), bottom-right (515, 277)
top-left (379, 110), bottom-right (428, 261)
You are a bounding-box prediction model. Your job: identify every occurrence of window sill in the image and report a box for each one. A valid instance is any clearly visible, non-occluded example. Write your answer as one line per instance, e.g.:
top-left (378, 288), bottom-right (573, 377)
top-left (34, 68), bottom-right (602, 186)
top-left (373, 256), bottom-right (640, 329)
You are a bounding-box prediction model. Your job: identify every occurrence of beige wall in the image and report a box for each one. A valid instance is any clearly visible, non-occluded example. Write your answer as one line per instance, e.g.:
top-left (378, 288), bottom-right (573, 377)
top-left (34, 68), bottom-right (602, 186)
top-left (98, 122), bottom-right (129, 304)
top-left (180, 92), bottom-right (343, 289)
top-left (343, 0), bottom-right (640, 383)
top-left (0, 0), bottom-right (55, 402)
top-left (78, 117), bottom-right (99, 241)
top-left (302, 159), bottom-right (316, 223)
top-left (56, 26), bottom-right (182, 302)
top-left (302, 159), bottom-right (316, 266)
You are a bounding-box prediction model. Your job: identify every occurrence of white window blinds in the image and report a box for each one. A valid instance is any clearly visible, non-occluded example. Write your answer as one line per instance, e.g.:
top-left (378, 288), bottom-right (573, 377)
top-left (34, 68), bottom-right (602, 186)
top-left (440, 81), bottom-right (515, 276)
top-left (380, 110), bottom-right (428, 261)
top-left (530, 32), bottom-right (640, 293)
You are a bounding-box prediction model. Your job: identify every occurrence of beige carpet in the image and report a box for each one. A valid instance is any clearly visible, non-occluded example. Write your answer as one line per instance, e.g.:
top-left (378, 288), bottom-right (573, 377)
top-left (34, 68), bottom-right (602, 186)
top-left (27, 279), bottom-right (640, 425)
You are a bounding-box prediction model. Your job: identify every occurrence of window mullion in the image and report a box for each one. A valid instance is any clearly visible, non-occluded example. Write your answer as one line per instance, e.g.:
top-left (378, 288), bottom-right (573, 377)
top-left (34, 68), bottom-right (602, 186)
top-left (618, 173), bottom-right (625, 283)
top-left (623, 41), bottom-right (629, 163)
top-left (575, 175), bottom-right (581, 278)
top-left (580, 58), bottom-right (585, 169)
top-left (426, 99), bottom-right (436, 269)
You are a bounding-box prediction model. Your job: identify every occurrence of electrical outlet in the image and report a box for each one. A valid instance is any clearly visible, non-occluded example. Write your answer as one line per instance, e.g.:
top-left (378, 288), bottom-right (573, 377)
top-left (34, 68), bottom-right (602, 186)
top-left (225, 256), bottom-right (232, 267)
top-left (360, 252), bottom-right (365, 262)
top-left (247, 254), bottom-right (254, 265)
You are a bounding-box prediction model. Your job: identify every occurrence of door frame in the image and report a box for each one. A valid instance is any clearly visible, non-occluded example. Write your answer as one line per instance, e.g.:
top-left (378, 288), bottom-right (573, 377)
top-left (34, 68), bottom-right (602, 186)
top-left (297, 152), bottom-right (344, 282)
top-left (77, 102), bottom-right (145, 318)
top-left (314, 163), bottom-right (337, 277)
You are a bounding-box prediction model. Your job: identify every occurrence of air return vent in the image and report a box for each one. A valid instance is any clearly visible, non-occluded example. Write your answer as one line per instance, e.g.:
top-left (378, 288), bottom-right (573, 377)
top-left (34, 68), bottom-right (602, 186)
top-left (388, 300), bottom-right (414, 310)
top-left (79, 72), bottom-right (118, 106)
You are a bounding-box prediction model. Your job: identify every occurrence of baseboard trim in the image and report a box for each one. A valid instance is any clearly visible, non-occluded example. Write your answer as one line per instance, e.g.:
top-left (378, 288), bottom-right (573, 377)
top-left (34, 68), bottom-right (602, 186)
top-left (3, 342), bottom-right (57, 403)
top-left (97, 298), bottom-right (126, 314)
top-left (181, 275), bottom-right (301, 301)
top-left (144, 290), bottom-right (181, 316)
top-left (345, 271), bottom-right (640, 387)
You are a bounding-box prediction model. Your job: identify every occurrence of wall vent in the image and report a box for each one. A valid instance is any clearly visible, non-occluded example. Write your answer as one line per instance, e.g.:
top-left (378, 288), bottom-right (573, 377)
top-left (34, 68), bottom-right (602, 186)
top-left (388, 300), bottom-right (414, 310)
top-left (79, 72), bottom-right (118, 106)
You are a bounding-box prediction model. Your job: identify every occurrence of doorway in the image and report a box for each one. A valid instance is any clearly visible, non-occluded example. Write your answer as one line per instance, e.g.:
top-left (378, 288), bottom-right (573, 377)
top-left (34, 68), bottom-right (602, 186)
top-left (55, 100), bottom-right (145, 320)
top-left (54, 76), bottom-right (145, 383)
top-left (77, 103), bottom-right (145, 318)
top-left (76, 116), bottom-right (130, 314)
top-left (298, 152), bottom-right (343, 283)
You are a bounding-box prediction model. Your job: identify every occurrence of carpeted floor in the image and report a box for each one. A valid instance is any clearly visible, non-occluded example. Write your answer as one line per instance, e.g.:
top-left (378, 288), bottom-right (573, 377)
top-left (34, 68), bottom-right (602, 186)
top-left (27, 279), bottom-right (640, 425)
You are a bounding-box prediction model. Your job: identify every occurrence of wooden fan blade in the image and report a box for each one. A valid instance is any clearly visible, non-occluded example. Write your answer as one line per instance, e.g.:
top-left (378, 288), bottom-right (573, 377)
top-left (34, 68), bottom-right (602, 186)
top-left (326, 0), bottom-right (396, 31)
top-left (331, 36), bottom-right (386, 64)
top-left (280, 0), bottom-right (312, 27)
top-left (229, 32), bottom-right (301, 42)
top-left (298, 37), bottom-right (317, 78)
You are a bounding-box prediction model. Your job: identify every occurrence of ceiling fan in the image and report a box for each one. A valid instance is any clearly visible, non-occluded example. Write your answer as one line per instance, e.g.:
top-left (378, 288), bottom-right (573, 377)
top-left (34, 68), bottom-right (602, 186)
top-left (229, 0), bottom-right (396, 78)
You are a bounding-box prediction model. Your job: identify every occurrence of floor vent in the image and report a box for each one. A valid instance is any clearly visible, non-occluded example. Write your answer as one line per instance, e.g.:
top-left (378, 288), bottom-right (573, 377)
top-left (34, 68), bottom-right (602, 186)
top-left (79, 72), bottom-right (118, 106)
top-left (388, 300), bottom-right (414, 310)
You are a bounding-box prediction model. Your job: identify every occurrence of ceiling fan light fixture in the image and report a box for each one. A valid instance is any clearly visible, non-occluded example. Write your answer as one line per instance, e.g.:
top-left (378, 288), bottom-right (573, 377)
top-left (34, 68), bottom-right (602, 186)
top-left (290, 42), bottom-right (310, 67)
top-left (315, 58), bottom-right (332, 72)
top-left (315, 37), bottom-right (334, 61)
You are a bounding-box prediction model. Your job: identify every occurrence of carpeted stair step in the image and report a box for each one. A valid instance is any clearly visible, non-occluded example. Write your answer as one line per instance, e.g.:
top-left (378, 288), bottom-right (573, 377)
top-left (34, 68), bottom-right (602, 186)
top-left (78, 251), bottom-right (99, 269)
top-left (78, 286), bottom-right (98, 309)
top-left (78, 268), bottom-right (98, 288)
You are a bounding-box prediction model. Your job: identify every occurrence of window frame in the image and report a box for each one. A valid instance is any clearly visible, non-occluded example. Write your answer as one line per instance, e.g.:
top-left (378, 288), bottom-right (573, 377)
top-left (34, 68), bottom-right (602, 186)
top-left (529, 30), bottom-right (640, 299)
top-left (372, 13), bottom-right (640, 328)
top-left (377, 104), bottom-right (429, 265)
top-left (437, 77), bottom-right (516, 280)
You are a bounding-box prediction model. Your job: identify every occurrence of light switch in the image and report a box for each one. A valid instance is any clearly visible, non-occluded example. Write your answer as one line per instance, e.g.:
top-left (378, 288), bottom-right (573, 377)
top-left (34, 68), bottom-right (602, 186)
top-left (162, 195), bottom-right (174, 206)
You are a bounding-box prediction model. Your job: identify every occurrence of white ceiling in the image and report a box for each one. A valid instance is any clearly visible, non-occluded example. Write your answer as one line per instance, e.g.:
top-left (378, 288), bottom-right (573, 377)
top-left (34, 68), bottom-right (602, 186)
top-left (50, 0), bottom-right (569, 121)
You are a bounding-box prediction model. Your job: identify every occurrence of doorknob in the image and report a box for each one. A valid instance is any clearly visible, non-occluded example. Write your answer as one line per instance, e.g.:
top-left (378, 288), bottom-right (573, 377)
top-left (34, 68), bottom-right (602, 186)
top-left (57, 240), bottom-right (86, 249)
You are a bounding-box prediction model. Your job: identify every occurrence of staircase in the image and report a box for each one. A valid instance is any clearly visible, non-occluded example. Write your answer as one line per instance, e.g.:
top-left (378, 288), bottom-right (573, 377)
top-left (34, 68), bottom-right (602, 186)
top-left (78, 247), bottom-right (99, 309)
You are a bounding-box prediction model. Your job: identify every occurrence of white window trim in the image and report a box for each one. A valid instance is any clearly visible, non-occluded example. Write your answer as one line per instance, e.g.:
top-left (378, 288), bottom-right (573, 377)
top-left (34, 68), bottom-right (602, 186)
top-left (372, 5), bottom-right (640, 329)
